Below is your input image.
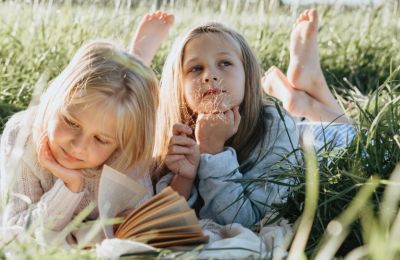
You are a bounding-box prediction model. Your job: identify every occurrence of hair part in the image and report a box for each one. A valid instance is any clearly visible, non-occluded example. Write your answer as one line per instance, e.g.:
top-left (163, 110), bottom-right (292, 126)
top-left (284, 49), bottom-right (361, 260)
top-left (34, 41), bottom-right (159, 173)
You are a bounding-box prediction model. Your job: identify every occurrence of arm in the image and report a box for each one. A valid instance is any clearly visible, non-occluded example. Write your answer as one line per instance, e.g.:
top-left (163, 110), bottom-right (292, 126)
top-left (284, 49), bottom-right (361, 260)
top-left (0, 114), bottom-right (85, 231)
top-left (197, 108), bottom-right (300, 227)
top-left (164, 124), bottom-right (200, 199)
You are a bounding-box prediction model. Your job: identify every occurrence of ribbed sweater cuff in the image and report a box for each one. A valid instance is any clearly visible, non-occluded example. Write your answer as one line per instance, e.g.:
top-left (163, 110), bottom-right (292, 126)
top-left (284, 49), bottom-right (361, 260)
top-left (40, 179), bottom-right (85, 230)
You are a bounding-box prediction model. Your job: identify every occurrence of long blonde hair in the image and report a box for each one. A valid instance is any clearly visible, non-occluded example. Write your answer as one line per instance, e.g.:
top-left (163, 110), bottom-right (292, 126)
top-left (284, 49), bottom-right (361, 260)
top-left (154, 23), bottom-right (269, 177)
top-left (33, 41), bottom-right (159, 173)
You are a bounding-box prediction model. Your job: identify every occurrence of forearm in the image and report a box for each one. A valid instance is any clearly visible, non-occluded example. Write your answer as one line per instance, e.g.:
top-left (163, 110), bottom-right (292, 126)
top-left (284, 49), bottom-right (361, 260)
top-left (5, 179), bottom-right (85, 231)
top-left (196, 148), bottom-right (263, 226)
top-left (198, 176), bottom-right (262, 227)
top-left (170, 175), bottom-right (195, 200)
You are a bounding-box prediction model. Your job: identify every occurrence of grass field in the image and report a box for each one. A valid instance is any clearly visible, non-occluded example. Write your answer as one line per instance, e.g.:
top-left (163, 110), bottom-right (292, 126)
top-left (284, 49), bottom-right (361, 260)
top-left (1, 0), bottom-right (399, 258)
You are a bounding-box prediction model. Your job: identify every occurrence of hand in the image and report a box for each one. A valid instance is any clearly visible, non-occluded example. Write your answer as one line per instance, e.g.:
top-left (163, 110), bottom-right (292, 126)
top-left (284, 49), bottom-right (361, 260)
top-left (195, 106), bottom-right (241, 154)
top-left (38, 135), bottom-right (84, 193)
top-left (165, 124), bottom-right (200, 180)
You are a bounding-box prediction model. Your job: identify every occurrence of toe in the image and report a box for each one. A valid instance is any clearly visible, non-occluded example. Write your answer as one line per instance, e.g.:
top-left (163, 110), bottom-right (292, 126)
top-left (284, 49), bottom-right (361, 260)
top-left (165, 14), bottom-right (175, 24)
top-left (143, 14), bottom-right (151, 21)
top-left (308, 9), bottom-right (318, 24)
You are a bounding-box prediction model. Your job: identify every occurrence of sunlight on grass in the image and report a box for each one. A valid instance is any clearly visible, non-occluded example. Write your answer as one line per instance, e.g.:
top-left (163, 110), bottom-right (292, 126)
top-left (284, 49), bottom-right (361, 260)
top-left (0, 0), bottom-right (399, 259)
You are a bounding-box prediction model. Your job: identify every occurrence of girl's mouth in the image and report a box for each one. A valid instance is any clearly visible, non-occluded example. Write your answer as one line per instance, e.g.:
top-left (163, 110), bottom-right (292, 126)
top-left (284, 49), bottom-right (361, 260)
top-left (61, 147), bottom-right (83, 162)
top-left (202, 89), bottom-right (225, 97)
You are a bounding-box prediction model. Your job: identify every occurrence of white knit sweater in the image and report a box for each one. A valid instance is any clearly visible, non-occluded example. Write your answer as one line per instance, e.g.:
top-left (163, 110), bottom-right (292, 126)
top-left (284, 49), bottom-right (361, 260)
top-left (0, 107), bottom-right (153, 231)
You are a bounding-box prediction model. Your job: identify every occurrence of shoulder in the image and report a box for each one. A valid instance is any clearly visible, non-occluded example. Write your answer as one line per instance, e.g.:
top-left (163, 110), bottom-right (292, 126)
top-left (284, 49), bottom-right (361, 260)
top-left (1, 107), bottom-right (38, 164)
top-left (258, 105), bottom-right (300, 156)
top-left (1, 109), bottom-right (32, 150)
top-left (262, 105), bottom-right (298, 137)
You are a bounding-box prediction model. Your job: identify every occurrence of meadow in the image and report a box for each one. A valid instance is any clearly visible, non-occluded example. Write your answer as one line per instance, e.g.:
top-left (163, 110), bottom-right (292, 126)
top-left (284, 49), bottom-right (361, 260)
top-left (0, 0), bottom-right (399, 258)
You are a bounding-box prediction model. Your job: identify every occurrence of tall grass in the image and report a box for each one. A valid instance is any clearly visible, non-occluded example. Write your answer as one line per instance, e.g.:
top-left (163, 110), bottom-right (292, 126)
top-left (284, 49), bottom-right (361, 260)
top-left (1, 0), bottom-right (399, 112)
top-left (277, 78), bottom-right (400, 256)
top-left (1, 0), bottom-right (399, 258)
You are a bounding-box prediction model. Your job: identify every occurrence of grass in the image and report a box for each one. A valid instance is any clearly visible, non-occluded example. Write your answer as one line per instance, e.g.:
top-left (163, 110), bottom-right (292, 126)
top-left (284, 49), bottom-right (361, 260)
top-left (1, 0), bottom-right (400, 259)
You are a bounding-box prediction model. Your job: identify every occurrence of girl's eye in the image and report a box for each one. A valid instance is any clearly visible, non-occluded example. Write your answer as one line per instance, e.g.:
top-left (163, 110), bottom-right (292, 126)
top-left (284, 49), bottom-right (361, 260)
top-left (189, 66), bottom-right (202, 73)
top-left (63, 116), bottom-right (79, 128)
top-left (220, 61), bottom-right (232, 67)
top-left (95, 136), bottom-right (109, 145)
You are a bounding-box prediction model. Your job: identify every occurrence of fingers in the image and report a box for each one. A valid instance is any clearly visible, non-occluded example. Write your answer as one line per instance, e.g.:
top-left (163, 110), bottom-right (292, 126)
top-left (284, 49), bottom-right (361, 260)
top-left (168, 145), bottom-right (196, 155)
top-left (172, 123), bottom-right (193, 136)
top-left (170, 135), bottom-right (196, 147)
top-left (38, 134), bottom-right (53, 163)
top-left (165, 154), bottom-right (185, 166)
top-left (168, 124), bottom-right (197, 157)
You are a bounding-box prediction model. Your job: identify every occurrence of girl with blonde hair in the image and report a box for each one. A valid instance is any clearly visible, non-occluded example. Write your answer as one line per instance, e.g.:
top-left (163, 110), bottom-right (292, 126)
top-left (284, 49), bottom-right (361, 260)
top-left (154, 22), bottom-right (300, 227)
top-left (155, 9), bottom-right (354, 227)
top-left (0, 11), bottom-right (174, 232)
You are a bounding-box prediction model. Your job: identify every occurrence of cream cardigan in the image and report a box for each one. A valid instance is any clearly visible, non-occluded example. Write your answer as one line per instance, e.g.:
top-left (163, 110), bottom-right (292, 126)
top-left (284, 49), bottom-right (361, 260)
top-left (0, 107), bottom-right (153, 231)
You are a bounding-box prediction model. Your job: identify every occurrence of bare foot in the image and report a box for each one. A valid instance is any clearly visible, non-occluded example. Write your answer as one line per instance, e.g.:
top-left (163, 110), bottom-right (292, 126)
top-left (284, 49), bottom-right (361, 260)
top-left (287, 9), bottom-right (341, 112)
top-left (263, 67), bottom-right (313, 118)
top-left (130, 11), bottom-right (174, 66)
top-left (263, 67), bottom-right (350, 123)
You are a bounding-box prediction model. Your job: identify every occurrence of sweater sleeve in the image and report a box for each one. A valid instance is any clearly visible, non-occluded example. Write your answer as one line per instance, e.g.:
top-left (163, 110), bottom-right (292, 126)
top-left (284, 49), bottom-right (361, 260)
top-left (197, 106), bottom-right (300, 227)
top-left (0, 112), bottom-right (85, 231)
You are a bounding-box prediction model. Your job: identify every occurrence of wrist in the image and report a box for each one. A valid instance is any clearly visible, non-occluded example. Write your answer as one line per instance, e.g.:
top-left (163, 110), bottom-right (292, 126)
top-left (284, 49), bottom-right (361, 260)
top-left (65, 179), bottom-right (84, 193)
top-left (199, 141), bottom-right (224, 154)
top-left (174, 173), bottom-right (196, 182)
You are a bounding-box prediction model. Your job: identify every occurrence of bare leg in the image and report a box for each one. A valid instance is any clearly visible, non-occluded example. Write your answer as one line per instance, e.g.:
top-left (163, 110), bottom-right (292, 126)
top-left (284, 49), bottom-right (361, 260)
top-left (130, 11), bottom-right (174, 66)
top-left (263, 67), bottom-right (349, 123)
top-left (287, 9), bottom-right (341, 112)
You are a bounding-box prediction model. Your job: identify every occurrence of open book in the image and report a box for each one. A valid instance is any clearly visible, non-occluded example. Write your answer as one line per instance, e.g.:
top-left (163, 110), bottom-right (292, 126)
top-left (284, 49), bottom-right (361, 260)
top-left (98, 165), bottom-right (208, 248)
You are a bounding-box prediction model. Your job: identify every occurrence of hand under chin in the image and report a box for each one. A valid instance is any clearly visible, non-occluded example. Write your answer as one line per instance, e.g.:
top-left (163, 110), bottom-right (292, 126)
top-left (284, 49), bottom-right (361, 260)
top-left (197, 101), bottom-right (233, 114)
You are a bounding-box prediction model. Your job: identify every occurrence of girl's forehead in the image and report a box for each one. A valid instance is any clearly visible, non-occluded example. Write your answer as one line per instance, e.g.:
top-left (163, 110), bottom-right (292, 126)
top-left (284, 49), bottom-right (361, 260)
top-left (183, 32), bottom-right (242, 59)
top-left (62, 98), bottom-right (114, 117)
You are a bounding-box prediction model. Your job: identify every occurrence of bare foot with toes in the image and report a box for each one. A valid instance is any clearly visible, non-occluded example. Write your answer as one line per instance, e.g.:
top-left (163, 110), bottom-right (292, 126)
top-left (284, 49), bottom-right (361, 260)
top-left (263, 66), bottom-right (350, 123)
top-left (130, 11), bottom-right (174, 66)
top-left (287, 9), bottom-right (341, 112)
top-left (263, 67), bottom-right (313, 118)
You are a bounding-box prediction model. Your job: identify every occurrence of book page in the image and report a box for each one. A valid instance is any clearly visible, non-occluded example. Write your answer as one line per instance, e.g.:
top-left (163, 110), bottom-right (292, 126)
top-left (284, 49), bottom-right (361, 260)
top-left (98, 165), bottom-right (148, 238)
top-left (133, 224), bottom-right (203, 235)
top-left (123, 210), bottom-right (198, 237)
top-left (116, 191), bottom-right (179, 234)
top-left (150, 236), bottom-right (209, 248)
top-left (115, 194), bottom-right (179, 237)
top-left (122, 196), bottom-right (190, 233)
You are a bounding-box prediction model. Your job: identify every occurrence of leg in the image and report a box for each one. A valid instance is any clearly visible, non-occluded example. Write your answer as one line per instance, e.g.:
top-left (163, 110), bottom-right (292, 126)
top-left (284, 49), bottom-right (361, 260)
top-left (130, 11), bottom-right (174, 66)
top-left (287, 9), bottom-right (341, 112)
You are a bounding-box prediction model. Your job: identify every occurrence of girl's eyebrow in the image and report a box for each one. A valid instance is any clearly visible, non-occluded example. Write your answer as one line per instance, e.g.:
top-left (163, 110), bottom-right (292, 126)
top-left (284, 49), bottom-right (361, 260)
top-left (184, 51), bottom-right (236, 65)
top-left (183, 57), bottom-right (200, 66)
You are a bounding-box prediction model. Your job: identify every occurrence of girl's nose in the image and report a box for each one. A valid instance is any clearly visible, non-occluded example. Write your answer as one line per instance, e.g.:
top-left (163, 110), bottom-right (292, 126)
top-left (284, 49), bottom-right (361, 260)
top-left (202, 66), bottom-right (219, 83)
top-left (204, 77), bottom-right (218, 83)
top-left (70, 135), bottom-right (88, 155)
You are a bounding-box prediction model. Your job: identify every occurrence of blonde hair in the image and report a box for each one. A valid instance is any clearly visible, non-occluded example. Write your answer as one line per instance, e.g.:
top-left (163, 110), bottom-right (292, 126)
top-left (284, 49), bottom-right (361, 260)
top-left (33, 41), bottom-right (159, 173)
top-left (154, 23), bottom-right (269, 176)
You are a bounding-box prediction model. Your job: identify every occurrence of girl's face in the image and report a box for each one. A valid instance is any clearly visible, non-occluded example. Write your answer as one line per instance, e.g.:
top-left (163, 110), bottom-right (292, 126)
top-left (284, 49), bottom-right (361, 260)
top-left (182, 33), bottom-right (245, 114)
top-left (47, 103), bottom-right (119, 170)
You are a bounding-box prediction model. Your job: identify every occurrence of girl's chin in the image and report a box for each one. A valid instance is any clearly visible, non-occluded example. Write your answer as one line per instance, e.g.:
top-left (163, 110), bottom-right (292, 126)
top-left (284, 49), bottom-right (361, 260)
top-left (196, 103), bottom-right (232, 114)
